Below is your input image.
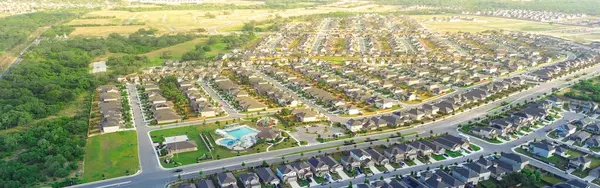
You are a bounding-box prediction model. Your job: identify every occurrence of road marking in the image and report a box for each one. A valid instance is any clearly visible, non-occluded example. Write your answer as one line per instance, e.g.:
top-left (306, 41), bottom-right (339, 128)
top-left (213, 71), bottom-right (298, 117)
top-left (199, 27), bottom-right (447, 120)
top-left (96, 181), bottom-right (131, 188)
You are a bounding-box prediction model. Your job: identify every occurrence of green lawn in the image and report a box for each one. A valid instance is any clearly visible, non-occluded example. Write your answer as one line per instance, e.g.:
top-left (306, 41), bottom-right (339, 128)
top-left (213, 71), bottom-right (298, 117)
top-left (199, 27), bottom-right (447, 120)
top-left (432, 154), bottom-right (446, 161)
top-left (404, 159), bottom-right (416, 166)
top-left (150, 125), bottom-right (211, 167)
top-left (541, 174), bottom-right (564, 185)
top-left (83, 131), bottom-right (139, 182)
top-left (375, 165), bottom-right (387, 172)
top-left (469, 144), bottom-right (481, 151)
top-left (515, 148), bottom-right (569, 170)
top-left (329, 172), bottom-right (342, 180)
top-left (313, 176), bottom-right (327, 184)
top-left (390, 162), bottom-right (402, 169)
top-left (445, 150), bottom-right (463, 157)
top-left (565, 149), bottom-right (583, 158)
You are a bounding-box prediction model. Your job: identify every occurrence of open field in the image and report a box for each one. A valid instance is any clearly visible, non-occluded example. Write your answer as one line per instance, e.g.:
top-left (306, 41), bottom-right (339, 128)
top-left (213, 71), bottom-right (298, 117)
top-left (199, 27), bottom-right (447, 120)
top-left (83, 131), bottom-right (139, 182)
top-left (412, 14), bottom-right (576, 33)
top-left (67, 4), bottom-right (398, 37)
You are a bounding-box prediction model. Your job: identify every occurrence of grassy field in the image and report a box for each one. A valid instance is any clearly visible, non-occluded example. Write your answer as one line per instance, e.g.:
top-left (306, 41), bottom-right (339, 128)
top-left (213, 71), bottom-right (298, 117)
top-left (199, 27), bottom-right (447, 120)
top-left (67, 4), bottom-right (398, 37)
top-left (83, 131), bottom-right (139, 182)
top-left (412, 14), bottom-right (575, 33)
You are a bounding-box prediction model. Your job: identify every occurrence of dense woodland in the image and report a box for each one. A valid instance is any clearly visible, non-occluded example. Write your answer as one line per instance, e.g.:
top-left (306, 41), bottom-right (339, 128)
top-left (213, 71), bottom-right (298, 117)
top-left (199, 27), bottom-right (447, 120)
top-left (376, 0), bottom-right (600, 16)
top-left (0, 12), bottom-right (78, 52)
top-left (0, 27), bottom-right (199, 186)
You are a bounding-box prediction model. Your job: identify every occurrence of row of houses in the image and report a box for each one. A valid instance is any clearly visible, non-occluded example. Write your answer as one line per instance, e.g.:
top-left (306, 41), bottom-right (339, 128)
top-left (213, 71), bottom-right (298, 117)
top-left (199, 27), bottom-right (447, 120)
top-left (529, 54), bottom-right (598, 81)
top-left (471, 100), bottom-right (552, 140)
top-left (528, 139), bottom-right (595, 171)
top-left (211, 77), bottom-right (267, 112)
top-left (556, 117), bottom-right (600, 148)
top-left (142, 82), bottom-right (180, 124)
top-left (180, 151), bottom-right (529, 188)
top-left (232, 68), bottom-right (301, 108)
top-left (177, 80), bottom-right (221, 117)
top-left (420, 152), bottom-right (529, 187)
top-left (97, 85), bottom-right (123, 133)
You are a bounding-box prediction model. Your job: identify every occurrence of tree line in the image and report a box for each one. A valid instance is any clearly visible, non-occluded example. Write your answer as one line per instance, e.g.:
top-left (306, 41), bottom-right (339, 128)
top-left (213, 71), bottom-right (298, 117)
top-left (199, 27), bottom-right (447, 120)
top-left (0, 11), bottom-right (77, 52)
top-left (0, 27), bottom-right (199, 186)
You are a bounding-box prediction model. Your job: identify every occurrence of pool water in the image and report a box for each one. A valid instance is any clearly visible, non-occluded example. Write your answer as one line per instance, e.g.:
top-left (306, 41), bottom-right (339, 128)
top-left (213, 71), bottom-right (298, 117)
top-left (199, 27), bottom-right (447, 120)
top-left (225, 127), bottom-right (258, 139)
top-left (218, 139), bottom-right (237, 146)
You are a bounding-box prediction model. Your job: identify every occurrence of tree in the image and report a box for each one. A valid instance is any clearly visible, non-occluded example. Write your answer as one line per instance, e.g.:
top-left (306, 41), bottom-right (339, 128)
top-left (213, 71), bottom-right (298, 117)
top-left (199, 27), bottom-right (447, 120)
top-left (364, 178), bottom-right (370, 184)
top-left (205, 12), bottom-right (216, 18)
top-left (262, 160), bottom-right (268, 167)
top-left (160, 51), bottom-right (172, 59)
top-left (242, 162), bottom-right (246, 167)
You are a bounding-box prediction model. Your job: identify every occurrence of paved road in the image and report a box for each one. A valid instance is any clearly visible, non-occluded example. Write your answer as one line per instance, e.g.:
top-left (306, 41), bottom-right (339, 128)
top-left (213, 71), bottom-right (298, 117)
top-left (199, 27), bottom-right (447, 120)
top-left (71, 57), bottom-right (600, 188)
top-left (0, 37), bottom-right (42, 79)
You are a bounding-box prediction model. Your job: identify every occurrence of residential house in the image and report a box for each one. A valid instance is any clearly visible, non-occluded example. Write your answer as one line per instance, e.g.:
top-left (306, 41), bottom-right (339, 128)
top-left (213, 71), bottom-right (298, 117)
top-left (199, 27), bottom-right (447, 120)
top-left (462, 162), bottom-right (491, 182)
top-left (409, 141), bottom-right (434, 157)
top-left (499, 153), bottom-right (529, 169)
top-left (556, 124), bottom-right (577, 137)
top-left (570, 131), bottom-right (592, 144)
top-left (217, 172), bottom-right (238, 188)
top-left (308, 157), bottom-right (329, 176)
top-left (292, 161), bottom-right (313, 179)
top-left (340, 156), bottom-right (362, 170)
top-left (196, 180), bottom-right (216, 188)
top-left (471, 127), bottom-right (497, 139)
top-left (350, 149), bottom-right (374, 166)
top-left (365, 148), bottom-right (389, 166)
top-left (585, 135), bottom-right (600, 147)
top-left (528, 140), bottom-right (555, 158)
top-left (238, 173), bottom-right (261, 188)
top-left (384, 144), bottom-right (417, 163)
top-left (423, 170), bottom-right (465, 188)
top-left (553, 179), bottom-right (591, 188)
top-left (569, 156), bottom-right (591, 170)
top-left (276, 164), bottom-right (297, 182)
top-left (291, 108), bottom-right (319, 122)
top-left (451, 166), bottom-right (480, 185)
top-left (165, 141), bottom-right (198, 155)
top-left (256, 167), bottom-right (280, 186)
top-left (321, 155), bottom-right (342, 172)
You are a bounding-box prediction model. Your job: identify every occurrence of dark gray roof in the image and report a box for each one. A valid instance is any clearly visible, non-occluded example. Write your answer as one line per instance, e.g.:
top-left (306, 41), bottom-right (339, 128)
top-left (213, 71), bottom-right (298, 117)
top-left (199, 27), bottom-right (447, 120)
top-left (553, 179), bottom-right (590, 188)
top-left (217, 172), bottom-right (237, 184)
top-left (320, 155), bottom-right (339, 167)
top-left (195, 180), bottom-right (215, 188)
top-left (256, 167), bottom-right (279, 183)
top-left (238, 173), bottom-right (259, 184)
top-left (501, 153), bottom-right (528, 163)
top-left (463, 162), bottom-right (491, 174)
top-left (399, 176), bottom-right (428, 188)
top-left (453, 166), bottom-right (478, 179)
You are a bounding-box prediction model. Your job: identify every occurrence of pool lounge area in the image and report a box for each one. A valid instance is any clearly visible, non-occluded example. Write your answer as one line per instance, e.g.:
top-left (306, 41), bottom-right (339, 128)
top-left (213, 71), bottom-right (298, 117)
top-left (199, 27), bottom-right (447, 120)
top-left (215, 124), bottom-right (260, 150)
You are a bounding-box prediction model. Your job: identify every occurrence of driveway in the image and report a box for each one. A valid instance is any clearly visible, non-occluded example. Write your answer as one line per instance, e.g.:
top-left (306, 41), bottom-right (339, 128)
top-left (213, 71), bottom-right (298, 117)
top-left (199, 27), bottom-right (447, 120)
top-left (384, 164), bottom-right (395, 171)
top-left (289, 181), bottom-right (301, 188)
top-left (369, 165), bottom-right (381, 174)
top-left (335, 169), bottom-right (351, 180)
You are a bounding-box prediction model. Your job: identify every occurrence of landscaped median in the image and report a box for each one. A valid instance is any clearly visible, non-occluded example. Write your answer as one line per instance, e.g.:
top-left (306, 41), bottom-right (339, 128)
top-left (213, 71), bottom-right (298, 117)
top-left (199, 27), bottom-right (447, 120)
top-left (83, 131), bottom-right (139, 182)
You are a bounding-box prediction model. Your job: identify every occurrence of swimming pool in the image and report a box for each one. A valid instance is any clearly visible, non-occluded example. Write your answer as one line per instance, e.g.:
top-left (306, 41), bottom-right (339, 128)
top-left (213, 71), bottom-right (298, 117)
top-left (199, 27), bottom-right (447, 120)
top-left (215, 125), bottom-right (260, 150)
top-left (225, 127), bottom-right (259, 139)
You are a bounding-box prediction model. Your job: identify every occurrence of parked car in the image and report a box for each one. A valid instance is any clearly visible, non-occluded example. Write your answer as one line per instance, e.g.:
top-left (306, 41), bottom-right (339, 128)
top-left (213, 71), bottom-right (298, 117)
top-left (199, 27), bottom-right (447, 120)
top-left (174, 169), bottom-right (183, 173)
